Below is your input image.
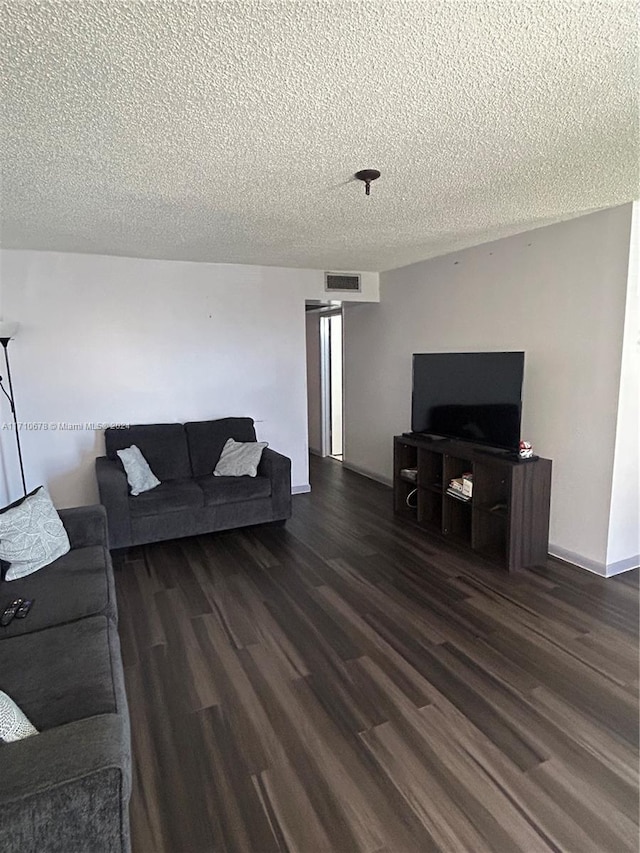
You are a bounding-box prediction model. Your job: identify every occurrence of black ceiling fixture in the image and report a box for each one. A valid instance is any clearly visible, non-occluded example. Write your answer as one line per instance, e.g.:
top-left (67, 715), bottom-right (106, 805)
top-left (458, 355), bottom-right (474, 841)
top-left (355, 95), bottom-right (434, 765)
top-left (355, 169), bottom-right (381, 196)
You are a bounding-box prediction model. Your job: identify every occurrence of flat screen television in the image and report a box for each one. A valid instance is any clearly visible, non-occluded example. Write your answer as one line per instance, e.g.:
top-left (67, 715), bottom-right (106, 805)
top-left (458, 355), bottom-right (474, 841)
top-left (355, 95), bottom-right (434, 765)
top-left (411, 351), bottom-right (525, 452)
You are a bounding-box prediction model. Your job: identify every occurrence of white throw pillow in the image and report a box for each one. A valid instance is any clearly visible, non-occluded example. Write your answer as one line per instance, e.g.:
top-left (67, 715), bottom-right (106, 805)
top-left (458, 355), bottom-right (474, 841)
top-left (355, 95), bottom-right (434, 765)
top-left (0, 691), bottom-right (38, 742)
top-left (0, 486), bottom-right (70, 581)
top-left (213, 438), bottom-right (268, 478)
top-left (117, 445), bottom-right (161, 496)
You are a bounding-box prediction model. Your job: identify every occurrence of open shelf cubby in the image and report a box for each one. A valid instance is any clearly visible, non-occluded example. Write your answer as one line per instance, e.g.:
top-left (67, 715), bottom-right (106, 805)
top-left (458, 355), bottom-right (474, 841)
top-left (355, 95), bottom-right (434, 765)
top-left (393, 441), bottom-right (418, 520)
top-left (393, 434), bottom-right (552, 572)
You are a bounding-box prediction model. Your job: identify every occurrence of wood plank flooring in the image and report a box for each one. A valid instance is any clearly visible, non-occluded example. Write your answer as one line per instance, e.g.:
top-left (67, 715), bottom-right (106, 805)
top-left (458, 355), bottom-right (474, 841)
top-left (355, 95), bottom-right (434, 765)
top-left (115, 455), bottom-right (639, 853)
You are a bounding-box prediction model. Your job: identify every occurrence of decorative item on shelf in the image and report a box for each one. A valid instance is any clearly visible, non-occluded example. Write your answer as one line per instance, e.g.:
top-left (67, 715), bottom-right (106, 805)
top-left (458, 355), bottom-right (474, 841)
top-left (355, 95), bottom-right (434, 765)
top-left (448, 472), bottom-right (473, 498)
top-left (0, 321), bottom-right (27, 498)
top-left (400, 467), bottom-right (417, 482)
top-left (519, 440), bottom-right (534, 459)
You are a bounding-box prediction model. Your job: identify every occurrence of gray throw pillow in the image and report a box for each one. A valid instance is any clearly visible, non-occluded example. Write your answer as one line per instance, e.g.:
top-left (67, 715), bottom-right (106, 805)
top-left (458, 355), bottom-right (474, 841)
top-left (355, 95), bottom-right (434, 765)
top-left (0, 691), bottom-right (38, 742)
top-left (213, 438), bottom-right (268, 477)
top-left (0, 486), bottom-right (70, 581)
top-left (117, 445), bottom-right (161, 496)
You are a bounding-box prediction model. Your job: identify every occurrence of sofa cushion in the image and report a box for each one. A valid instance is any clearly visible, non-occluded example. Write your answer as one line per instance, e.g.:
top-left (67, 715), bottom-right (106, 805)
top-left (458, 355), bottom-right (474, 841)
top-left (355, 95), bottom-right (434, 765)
top-left (0, 545), bottom-right (115, 639)
top-left (0, 690), bottom-right (38, 742)
top-left (128, 478), bottom-right (204, 518)
top-left (0, 616), bottom-right (118, 730)
top-left (0, 486), bottom-right (70, 582)
top-left (185, 418), bottom-right (257, 477)
top-left (105, 423), bottom-right (191, 481)
top-left (214, 438), bottom-right (268, 477)
top-left (117, 445), bottom-right (160, 495)
top-left (197, 474), bottom-right (272, 507)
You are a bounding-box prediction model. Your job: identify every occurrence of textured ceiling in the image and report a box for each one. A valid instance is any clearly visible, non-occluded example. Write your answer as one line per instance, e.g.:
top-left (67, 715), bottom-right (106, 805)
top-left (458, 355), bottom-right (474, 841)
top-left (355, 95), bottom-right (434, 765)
top-left (1, 1), bottom-right (638, 272)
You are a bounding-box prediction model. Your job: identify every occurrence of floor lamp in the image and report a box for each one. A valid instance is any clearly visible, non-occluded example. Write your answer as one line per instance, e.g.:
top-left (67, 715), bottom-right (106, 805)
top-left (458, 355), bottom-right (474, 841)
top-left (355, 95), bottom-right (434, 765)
top-left (0, 321), bottom-right (27, 498)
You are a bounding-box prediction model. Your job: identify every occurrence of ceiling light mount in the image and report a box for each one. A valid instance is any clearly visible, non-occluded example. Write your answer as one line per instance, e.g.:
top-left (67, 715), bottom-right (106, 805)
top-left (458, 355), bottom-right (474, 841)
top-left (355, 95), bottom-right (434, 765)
top-left (355, 169), bottom-right (381, 196)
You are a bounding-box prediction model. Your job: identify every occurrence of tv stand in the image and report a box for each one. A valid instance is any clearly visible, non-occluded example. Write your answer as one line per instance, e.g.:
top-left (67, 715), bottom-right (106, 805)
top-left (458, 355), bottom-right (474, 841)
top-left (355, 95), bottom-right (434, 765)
top-left (394, 435), bottom-right (552, 572)
top-left (475, 445), bottom-right (540, 462)
top-left (402, 432), bottom-right (448, 441)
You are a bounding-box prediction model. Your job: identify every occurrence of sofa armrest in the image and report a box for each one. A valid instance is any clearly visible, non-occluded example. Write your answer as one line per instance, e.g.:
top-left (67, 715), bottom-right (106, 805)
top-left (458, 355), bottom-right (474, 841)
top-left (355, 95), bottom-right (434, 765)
top-left (0, 714), bottom-right (131, 852)
top-left (95, 456), bottom-right (132, 550)
top-left (58, 504), bottom-right (108, 550)
top-left (258, 448), bottom-right (292, 520)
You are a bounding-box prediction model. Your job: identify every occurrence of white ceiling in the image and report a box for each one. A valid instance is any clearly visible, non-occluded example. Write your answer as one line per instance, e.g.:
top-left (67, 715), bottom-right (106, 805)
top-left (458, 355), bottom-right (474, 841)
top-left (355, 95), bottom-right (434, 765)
top-left (1, 1), bottom-right (638, 272)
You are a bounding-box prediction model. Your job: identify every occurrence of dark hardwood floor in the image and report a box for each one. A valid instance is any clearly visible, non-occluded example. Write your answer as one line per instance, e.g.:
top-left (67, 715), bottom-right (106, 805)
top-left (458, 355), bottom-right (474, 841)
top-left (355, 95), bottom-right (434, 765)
top-left (115, 455), bottom-right (639, 853)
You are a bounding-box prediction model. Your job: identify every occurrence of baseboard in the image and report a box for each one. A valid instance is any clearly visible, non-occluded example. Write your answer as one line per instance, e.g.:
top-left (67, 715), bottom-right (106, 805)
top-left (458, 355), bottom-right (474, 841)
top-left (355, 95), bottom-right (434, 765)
top-left (549, 546), bottom-right (607, 576)
top-left (604, 554), bottom-right (640, 576)
top-left (341, 461), bottom-right (393, 488)
top-left (292, 484), bottom-right (311, 495)
top-left (549, 545), bottom-right (639, 577)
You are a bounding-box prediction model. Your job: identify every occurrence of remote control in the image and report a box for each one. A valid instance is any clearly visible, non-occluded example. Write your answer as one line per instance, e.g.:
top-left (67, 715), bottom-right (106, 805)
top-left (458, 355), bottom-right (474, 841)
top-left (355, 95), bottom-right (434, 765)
top-left (1, 598), bottom-right (23, 627)
top-left (14, 599), bottom-right (34, 619)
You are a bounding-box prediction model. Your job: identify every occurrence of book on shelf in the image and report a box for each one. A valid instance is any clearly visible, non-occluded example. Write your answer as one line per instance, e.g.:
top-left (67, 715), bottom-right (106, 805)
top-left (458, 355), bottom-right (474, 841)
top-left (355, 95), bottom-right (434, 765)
top-left (446, 487), bottom-right (472, 502)
top-left (448, 473), bottom-right (473, 497)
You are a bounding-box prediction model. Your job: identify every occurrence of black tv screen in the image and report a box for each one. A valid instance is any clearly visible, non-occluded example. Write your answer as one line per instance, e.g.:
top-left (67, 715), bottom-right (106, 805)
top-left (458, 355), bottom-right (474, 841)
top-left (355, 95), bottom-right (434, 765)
top-left (411, 352), bottom-right (525, 451)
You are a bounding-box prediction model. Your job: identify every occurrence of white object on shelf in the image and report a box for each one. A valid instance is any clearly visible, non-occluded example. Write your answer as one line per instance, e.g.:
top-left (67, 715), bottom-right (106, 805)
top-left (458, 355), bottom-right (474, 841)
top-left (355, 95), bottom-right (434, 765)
top-left (446, 487), bottom-right (471, 502)
top-left (449, 476), bottom-right (473, 497)
top-left (400, 468), bottom-right (418, 482)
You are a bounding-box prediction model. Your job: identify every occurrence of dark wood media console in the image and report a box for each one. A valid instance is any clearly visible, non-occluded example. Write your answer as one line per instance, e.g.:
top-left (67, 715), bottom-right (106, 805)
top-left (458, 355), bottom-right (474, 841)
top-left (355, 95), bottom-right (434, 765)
top-left (394, 434), bottom-right (552, 572)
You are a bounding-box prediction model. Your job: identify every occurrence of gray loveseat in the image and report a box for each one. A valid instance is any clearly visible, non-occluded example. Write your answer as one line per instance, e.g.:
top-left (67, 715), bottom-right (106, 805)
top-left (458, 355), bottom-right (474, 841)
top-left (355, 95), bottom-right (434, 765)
top-left (96, 417), bottom-right (292, 549)
top-left (0, 505), bottom-right (131, 853)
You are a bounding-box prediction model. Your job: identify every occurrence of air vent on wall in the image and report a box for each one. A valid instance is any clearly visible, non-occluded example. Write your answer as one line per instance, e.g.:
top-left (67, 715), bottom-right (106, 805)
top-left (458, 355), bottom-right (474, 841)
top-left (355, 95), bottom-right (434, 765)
top-left (325, 272), bottom-right (361, 292)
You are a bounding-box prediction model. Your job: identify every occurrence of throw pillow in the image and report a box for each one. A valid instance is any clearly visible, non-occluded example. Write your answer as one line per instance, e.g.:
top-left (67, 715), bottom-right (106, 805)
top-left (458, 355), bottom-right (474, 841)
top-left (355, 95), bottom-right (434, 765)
top-left (213, 438), bottom-right (268, 478)
top-left (117, 445), bottom-right (161, 496)
top-left (0, 486), bottom-right (70, 581)
top-left (0, 691), bottom-right (38, 742)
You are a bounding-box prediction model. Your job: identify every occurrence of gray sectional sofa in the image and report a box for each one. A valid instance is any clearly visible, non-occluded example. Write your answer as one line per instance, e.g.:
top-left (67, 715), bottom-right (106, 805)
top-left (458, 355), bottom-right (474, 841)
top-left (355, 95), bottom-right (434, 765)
top-left (96, 417), bottom-right (292, 549)
top-left (0, 505), bottom-right (131, 853)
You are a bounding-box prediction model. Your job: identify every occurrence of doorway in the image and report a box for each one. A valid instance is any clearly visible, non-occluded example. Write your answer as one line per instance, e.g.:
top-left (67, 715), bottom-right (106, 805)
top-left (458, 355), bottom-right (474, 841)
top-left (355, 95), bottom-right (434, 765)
top-left (322, 311), bottom-right (343, 459)
top-left (305, 304), bottom-right (343, 460)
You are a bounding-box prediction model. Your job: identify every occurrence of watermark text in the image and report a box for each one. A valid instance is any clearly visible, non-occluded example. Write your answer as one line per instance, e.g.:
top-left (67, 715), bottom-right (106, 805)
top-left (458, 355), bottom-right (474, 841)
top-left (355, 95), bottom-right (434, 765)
top-left (1, 422), bottom-right (130, 431)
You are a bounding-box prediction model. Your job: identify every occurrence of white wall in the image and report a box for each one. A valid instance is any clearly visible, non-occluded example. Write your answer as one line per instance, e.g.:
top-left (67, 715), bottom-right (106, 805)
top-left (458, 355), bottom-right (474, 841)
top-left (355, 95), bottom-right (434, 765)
top-left (343, 205), bottom-right (633, 573)
top-left (606, 201), bottom-right (639, 574)
top-left (0, 250), bottom-right (378, 507)
top-left (305, 312), bottom-right (322, 454)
